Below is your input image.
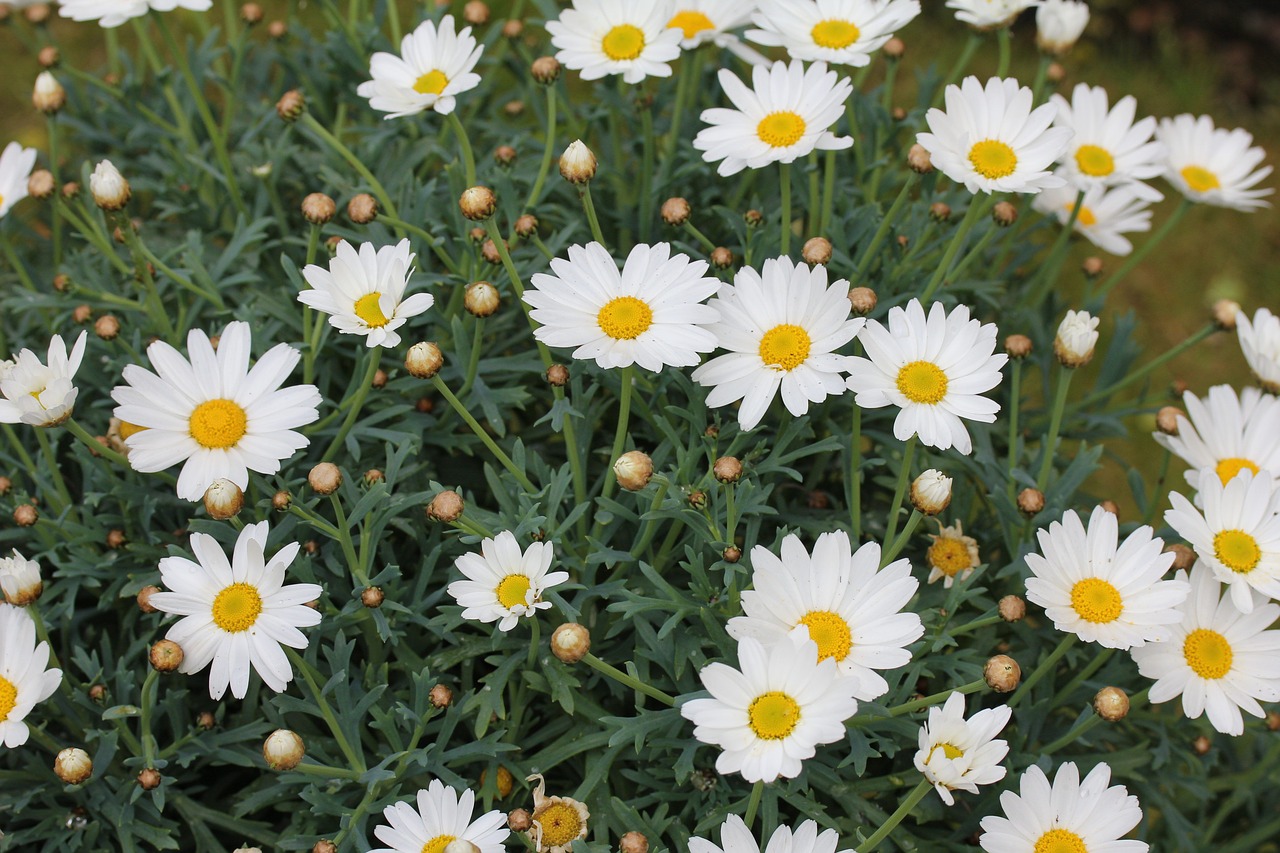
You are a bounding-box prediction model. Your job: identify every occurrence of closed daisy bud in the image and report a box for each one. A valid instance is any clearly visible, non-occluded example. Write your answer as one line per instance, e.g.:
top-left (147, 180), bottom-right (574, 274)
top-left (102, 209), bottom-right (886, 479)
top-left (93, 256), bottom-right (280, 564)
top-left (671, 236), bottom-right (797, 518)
top-left (463, 0), bottom-right (488, 24)
top-left (38, 46), bottom-right (59, 68)
top-left (559, 140), bottom-right (597, 184)
top-left (1005, 334), bottom-right (1032, 359)
top-left (1054, 309), bottom-right (1100, 367)
top-left (429, 683), bottom-right (454, 708)
top-left (0, 549), bottom-right (42, 606)
top-left (137, 585), bottom-right (160, 613)
top-left (619, 832), bottom-right (648, 853)
top-left (1165, 543), bottom-right (1195, 571)
top-left (503, 19), bottom-right (523, 38)
top-left (907, 143), bottom-right (933, 173)
top-left (465, 281), bottom-right (501, 317)
top-left (61, 181), bottom-right (80, 199)
top-left (998, 594), bottom-right (1026, 622)
top-left (1082, 256), bottom-right (1104, 277)
top-left (883, 36), bottom-right (905, 58)
top-left (308, 462), bottom-right (342, 495)
top-left (276, 89), bottom-right (305, 121)
top-left (240, 2), bottom-right (262, 24)
top-left (106, 529), bottom-right (126, 549)
top-left (197, 710), bottom-right (215, 729)
top-left (1046, 61), bottom-right (1066, 83)
top-left (802, 237), bottom-right (832, 266)
top-left (1017, 487), bottom-right (1045, 516)
top-left (1213, 299), bottom-right (1241, 331)
top-left (551, 622), bottom-right (590, 663)
top-left (0, 477), bottom-right (9, 495)
top-left (301, 192), bottom-right (336, 224)
top-left (89, 684), bottom-right (107, 703)
top-left (710, 247), bottom-right (734, 269)
top-left (515, 214), bottom-right (539, 238)
top-left (713, 456), bottom-right (742, 483)
top-left (89, 160), bottom-right (129, 210)
top-left (54, 747), bottom-right (93, 785)
top-left (72, 304), bottom-right (91, 323)
top-left (660, 197), bottom-right (691, 225)
top-left (364, 469), bottom-right (385, 485)
top-left (347, 193), bottom-right (378, 224)
top-left (1193, 734), bottom-right (1211, 755)
top-left (509, 809), bottom-right (533, 832)
top-left (984, 654), bottom-right (1020, 693)
top-left (361, 586), bottom-right (384, 608)
top-left (722, 545), bottom-right (742, 563)
top-left (203, 478), bottom-right (244, 520)
top-left (992, 201), bottom-right (1018, 227)
top-left (28, 169), bottom-right (54, 199)
top-left (150, 639), bottom-right (184, 672)
top-left (405, 342), bottom-right (444, 378)
top-left (495, 145), bottom-right (518, 166)
top-left (614, 451), bottom-right (653, 491)
top-left (848, 286), bottom-right (877, 315)
top-left (1093, 686), bottom-right (1129, 720)
top-left (272, 490), bottom-right (292, 511)
top-left (688, 490), bottom-right (708, 510)
top-left (1267, 711), bottom-right (1280, 732)
top-left (929, 201), bottom-right (951, 222)
top-left (481, 239), bottom-right (504, 265)
top-left (33, 71), bottom-right (65, 113)
top-left (427, 489), bottom-right (465, 523)
top-left (137, 768), bottom-right (162, 790)
top-left (263, 729), bottom-right (305, 770)
top-left (744, 209), bottom-right (764, 228)
top-left (531, 56), bottom-right (561, 84)
top-left (1037, 0), bottom-right (1089, 56)
top-left (268, 20), bottom-right (287, 38)
top-left (911, 469), bottom-right (952, 515)
top-left (460, 186), bottom-right (497, 221)
top-left (546, 364), bottom-right (569, 387)
top-left (13, 504), bottom-right (38, 527)
top-left (1099, 499), bottom-right (1119, 516)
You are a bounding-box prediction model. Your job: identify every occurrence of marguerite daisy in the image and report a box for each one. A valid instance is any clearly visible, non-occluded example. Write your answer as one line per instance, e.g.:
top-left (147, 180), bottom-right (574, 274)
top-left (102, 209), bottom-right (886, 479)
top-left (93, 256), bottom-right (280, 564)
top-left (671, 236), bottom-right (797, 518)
top-left (746, 0), bottom-right (921, 67)
top-left (447, 531), bottom-right (568, 632)
top-left (527, 774), bottom-right (590, 853)
top-left (0, 331), bottom-right (88, 427)
top-left (1235, 307), bottom-right (1280, 393)
top-left (298, 239), bottom-right (432, 348)
top-left (0, 603), bottom-right (62, 748)
top-left (58, 0), bottom-right (210, 28)
top-left (1030, 182), bottom-right (1154, 256)
top-left (846, 298), bottom-right (1007, 455)
top-left (147, 521), bottom-right (321, 700)
top-left (1165, 470), bottom-right (1280, 613)
top-left (523, 242), bottom-right (720, 372)
top-left (369, 779), bottom-right (510, 853)
top-left (547, 0), bottom-right (683, 85)
top-left (1131, 562), bottom-right (1280, 736)
top-left (694, 59), bottom-right (853, 177)
top-left (947, 0), bottom-right (1040, 29)
top-left (925, 521), bottom-right (981, 587)
top-left (979, 762), bottom-right (1148, 853)
top-left (356, 15), bottom-right (484, 118)
top-left (918, 76), bottom-right (1071, 195)
top-left (1157, 114), bottom-right (1273, 211)
top-left (681, 634), bottom-right (860, 782)
top-left (666, 0), bottom-right (756, 50)
top-left (110, 321), bottom-right (322, 502)
top-left (0, 142), bottom-right (37, 219)
top-left (1153, 384), bottom-right (1280, 492)
top-left (0, 550), bottom-right (41, 606)
top-left (726, 530), bottom-right (923, 701)
top-left (1050, 83), bottom-right (1165, 201)
top-left (914, 691), bottom-right (1012, 806)
top-left (1035, 0), bottom-right (1089, 55)
top-left (1024, 506), bottom-right (1189, 649)
top-left (690, 815), bottom-right (853, 853)
top-left (692, 256), bottom-right (864, 431)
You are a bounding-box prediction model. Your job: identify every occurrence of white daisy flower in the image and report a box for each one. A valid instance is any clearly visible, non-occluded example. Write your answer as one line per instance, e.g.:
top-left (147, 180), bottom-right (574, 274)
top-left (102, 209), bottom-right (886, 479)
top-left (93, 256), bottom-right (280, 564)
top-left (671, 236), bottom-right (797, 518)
top-left (918, 76), bottom-right (1071, 195)
top-left (356, 15), bottom-right (484, 119)
top-left (524, 242), bottom-right (720, 373)
top-left (690, 815), bottom-right (853, 853)
top-left (1156, 114), bottom-right (1273, 211)
top-left (447, 531), bottom-right (568, 632)
top-left (914, 691), bottom-right (1012, 806)
top-left (694, 59), bottom-right (853, 177)
top-left (1030, 182), bottom-right (1154, 256)
top-left (947, 0), bottom-right (1041, 29)
top-left (1035, 0), bottom-right (1089, 55)
top-left (978, 762), bottom-right (1148, 853)
top-left (1153, 384), bottom-right (1280, 493)
top-left (0, 142), bottom-right (37, 219)
top-left (846, 298), bottom-right (1007, 455)
top-left (370, 778), bottom-right (510, 853)
top-left (0, 603), bottom-right (62, 749)
top-left (1024, 506), bottom-right (1189, 649)
top-left (0, 550), bottom-right (42, 607)
top-left (547, 0), bottom-right (683, 85)
top-left (692, 257), bottom-right (863, 431)
top-left (925, 521), bottom-right (981, 588)
top-left (298, 239), bottom-right (433, 349)
top-left (1131, 563), bottom-right (1280, 736)
top-left (745, 0), bottom-right (921, 68)
top-left (726, 530), bottom-right (923, 701)
top-left (1235, 307), bottom-right (1280, 393)
top-left (1050, 84), bottom-right (1165, 201)
top-left (1165, 470), bottom-right (1280, 613)
top-left (527, 774), bottom-right (590, 853)
top-left (58, 0), bottom-right (210, 28)
top-left (147, 521), bottom-right (321, 701)
top-left (110, 321), bottom-right (322, 502)
top-left (0, 331), bottom-right (88, 427)
top-left (666, 0), bottom-right (756, 50)
top-left (680, 634), bottom-right (860, 783)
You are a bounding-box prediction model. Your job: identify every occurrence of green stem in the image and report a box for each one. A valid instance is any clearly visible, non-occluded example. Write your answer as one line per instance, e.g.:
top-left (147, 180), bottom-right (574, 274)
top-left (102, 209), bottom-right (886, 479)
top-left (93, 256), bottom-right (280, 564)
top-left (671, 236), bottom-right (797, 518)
top-left (33, 427), bottom-right (73, 516)
top-left (457, 319), bottom-right (485, 398)
top-left (1008, 633), bottom-right (1077, 708)
top-left (375, 214), bottom-right (461, 276)
top-left (47, 116), bottom-right (62, 267)
top-left (431, 375), bottom-right (538, 493)
top-left (1035, 366), bottom-right (1075, 491)
top-left (285, 647), bottom-right (367, 772)
top-left (139, 668), bottom-right (159, 768)
top-left (66, 418), bottom-right (129, 467)
top-left (526, 615), bottom-right (541, 669)
top-left (386, 0), bottom-right (401, 43)
top-left (882, 510), bottom-right (922, 566)
top-left (848, 679), bottom-right (988, 726)
top-left (1089, 199), bottom-right (1192, 307)
top-left (682, 222), bottom-right (716, 252)
top-left (654, 49), bottom-right (701, 196)
top-left (0, 237), bottom-right (37, 291)
top-left (114, 213), bottom-right (176, 340)
top-left (938, 33), bottom-right (982, 102)
top-left (820, 148), bottom-right (838, 235)
top-left (599, 365), bottom-right (635, 502)
top-left (779, 162), bottom-right (792, 256)
top-left (1048, 648), bottom-right (1113, 709)
top-left (949, 613), bottom-right (1002, 636)
top-left (1005, 359), bottom-right (1023, 502)
top-left (919, 197), bottom-right (986, 305)
top-left (321, 349), bottom-right (382, 463)
top-left (1030, 54), bottom-right (1054, 103)
top-left (744, 780), bottom-right (765, 831)
top-left (881, 436), bottom-right (917, 552)
top-left (639, 106), bottom-right (656, 242)
top-left (329, 492), bottom-right (370, 587)
top-left (447, 112), bottom-right (478, 188)
top-left (854, 172), bottom-right (918, 281)
top-left (1039, 688), bottom-right (1148, 754)
top-left (995, 28), bottom-right (1012, 78)
top-left (631, 479), bottom-right (671, 558)
top-left (299, 113), bottom-right (401, 223)
top-left (580, 184), bottom-right (606, 246)
top-left (581, 653), bottom-right (675, 707)
top-left (1024, 189), bottom-right (1084, 307)
top-left (522, 84), bottom-right (558, 213)
top-left (1074, 323), bottom-right (1216, 411)
top-left (851, 398), bottom-right (863, 540)
top-left (855, 779), bottom-right (932, 852)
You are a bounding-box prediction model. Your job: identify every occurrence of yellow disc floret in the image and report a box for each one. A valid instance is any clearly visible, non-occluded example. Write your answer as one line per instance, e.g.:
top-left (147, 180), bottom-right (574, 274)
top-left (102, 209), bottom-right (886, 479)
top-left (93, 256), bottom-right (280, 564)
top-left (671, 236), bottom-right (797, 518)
top-left (189, 399), bottom-right (248, 449)
top-left (1183, 628), bottom-right (1233, 680)
top-left (496, 574), bottom-right (532, 609)
top-left (757, 112), bottom-right (807, 148)
top-left (1074, 144), bottom-right (1115, 177)
top-left (597, 296), bottom-right (654, 340)
top-left (797, 610), bottom-right (853, 662)
top-left (927, 742), bottom-right (964, 762)
top-left (896, 361), bottom-right (949, 404)
top-left (354, 292), bottom-right (391, 328)
top-left (811, 19), bottom-right (861, 49)
top-left (602, 24), bottom-right (646, 61)
top-left (758, 324), bottom-right (812, 371)
top-left (413, 70), bottom-right (449, 96)
top-left (1215, 457), bottom-right (1259, 486)
top-left (667, 10), bottom-right (714, 39)
top-left (212, 582), bottom-right (263, 633)
top-left (1181, 165), bottom-right (1221, 193)
top-left (928, 538), bottom-right (973, 576)
top-left (747, 691), bottom-right (801, 740)
top-left (1213, 529), bottom-right (1261, 574)
top-left (535, 802), bottom-right (584, 849)
top-left (1033, 829), bottom-right (1088, 853)
top-left (1069, 577), bottom-right (1124, 623)
top-left (968, 140), bottom-right (1018, 179)
top-left (0, 675), bottom-right (18, 722)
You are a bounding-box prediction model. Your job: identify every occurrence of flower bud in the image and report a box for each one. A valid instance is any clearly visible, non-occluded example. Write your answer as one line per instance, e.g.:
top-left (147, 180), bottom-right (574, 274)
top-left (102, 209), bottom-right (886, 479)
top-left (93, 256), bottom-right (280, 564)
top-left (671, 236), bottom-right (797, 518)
top-left (312, 843), bottom-right (337, 853)
top-left (203, 478), bottom-right (244, 520)
top-left (1212, 299), bottom-right (1241, 331)
top-left (515, 214), bottom-right (539, 238)
top-left (89, 684), bottom-right (107, 703)
top-left (531, 56), bottom-right (561, 84)
top-left (710, 247), bottom-right (734, 269)
top-left (263, 729), bottom-right (305, 771)
top-left (150, 640), bottom-right (184, 672)
top-left (427, 489), bottom-right (465, 523)
top-left (72, 305), bottom-right (92, 326)
top-left (907, 143), bottom-right (933, 174)
top-left (106, 529), bottom-right (127, 549)
top-left (1036, 0), bottom-right (1089, 56)
top-left (240, 2), bottom-right (263, 24)
top-left (1017, 487), bottom-right (1045, 517)
top-left (992, 201), bottom-right (1018, 227)
top-left (0, 550), bottom-right (42, 606)
top-left (276, 89), bottom-right (305, 122)
top-left (1082, 256), bottom-right (1103, 277)
top-left (910, 469), bottom-right (952, 515)
top-left (1093, 686), bottom-right (1129, 721)
top-left (465, 281), bottom-right (501, 317)
top-left (62, 181), bottom-right (80, 199)
top-left (268, 20), bottom-right (288, 38)
top-left (301, 192), bottom-right (337, 225)
top-left (613, 450), bottom-right (654, 491)
top-left (744, 209), bottom-right (764, 228)
top-left (998, 594), bottom-right (1026, 622)
top-left (137, 585), bottom-right (161, 613)
top-left (197, 710), bottom-right (216, 729)
top-left (1054, 309), bottom-right (1099, 367)
top-left (551, 622), bottom-right (591, 663)
top-left (460, 186), bottom-right (498, 220)
top-left (13, 504), bottom-right (38, 527)
top-left (882, 37), bottom-right (905, 58)
top-left (481, 238), bottom-right (504, 265)
top-left (27, 169), bottom-right (54, 200)
top-left (560, 140), bottom-right (597, 184)
top-left (848, 286), bottom-right (877, 315)
top-left (1046, 61), bottom-right (1065, 83)
top-left (688, 490), bottom-right (708, 510)
top-left (494, 145), bottom-right (518, 167)
top-left (308, 462), bottom-right (342, 495)
top-left (463, 0), bottom-right (489, 24)
top-left (1267, 711), bottom-right (1280, 732)
top-left (33, 70), bottom-right (65, 113)
top-left (38, 45), bottom-right (59, 68)
top-left (1165, 543), bottom-right (1195, 571)
top-left (1004, 334), bottom-right (1032, 359)
top-left (508, 808), bottom-right (533, 832)
top-left (271, 490), bottom-right (292, 511)
top-left (620, 832), bottom-right (649, 853)
top-left (984, 654), bottom-right (1021, 693)
top-left (347, 193), bottom-right (378, 224)
top-left (722, 546), bottom-right (742, 563)
top-left (661, 197), bottom-right (691, 226)
top-left (802, 237), bottom-right (832, 266)
top-left (406, 342), bottom-right (444, 378)
top-left (138, 768), bottom-right (162, 790)
top-left (503, 19), bottom-right (523, 38)
top-left (713, 456), bottom-right (742, 484)
top-left (807, 491), bottom-right (830, 509)
top-left (1099, 500), bottom-right (1119, 517)
top-left (89, 314), bottom-right (119, 342)
top-left (928, 201), bottom-right (951, 222)
top-left (1192, 734), bottom-right (1211, 755)
top-left (546, 363), bottom-right (570, 387)
top-left (90, 160), bottom-right (130, 211)
top-left (361, 586), bottom-right (384, 608)
top-left (429, 683), bottom-right (454, 708)
top-left (55, 747), bottom-right (93, 785)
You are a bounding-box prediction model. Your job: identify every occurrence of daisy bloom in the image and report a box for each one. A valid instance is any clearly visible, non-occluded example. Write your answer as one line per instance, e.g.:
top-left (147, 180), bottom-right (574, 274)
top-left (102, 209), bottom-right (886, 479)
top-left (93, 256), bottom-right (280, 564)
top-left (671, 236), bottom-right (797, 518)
top-left (0, 603), bottom-right (63, 749)
top-left (846, 298), bottom-right (1007, 455)
top-left (1031, 182), bottom-right (1154, 256)
top-left (694, 60), bottom-right (853, 177)
top-left (1053, 309), bottom-right (1100, 368)
top-left (918, 76), bottom-right (1071, 195)
top-left (1153, 384), bottom-right (1280, 492)
top-left (0, 331), bottom-right (88, 427)
top-left (692, 257), bottom-right (863, 431)
top-left (0, 550), bottom-right (42, 606)
top-left (1132, 563), bottom-right (1280, 736)
top-left (547, 0), bottom-right (683, 85)
top-left (299, 239), bottom-right (432, 348)
top-left (925, 521), bottom-right (981, 587)
top-left (666, 0), bottom-right (756, 50)
top-left (1035, 0), bottom-right (1089, 55)
top-left (1165, 470), bottom-right (1280, 613)
top-left (447, 531), bottom-right (568, 632)
top-left (947, 0), bottom-right (1041, 29)
top-left (357, 15), bottom-right (484, 118)
top-left (1235, 307), bottom-right (1280, 393)
top-left (690, 815), bottom-right (853, 853)
top-left (680, 634), bottom-right (860, 783)
top-left (914, 691), bottom-right (1012, 805)
top-left (1157, 114), bottom-right (1273, 211)
top-left (746, 0), bottom-right (921, 68)
top-left (1025, 506), bottom-right (1189, 649)
top-left (726, 530), bottom-right (923, 700)
top-left (147, 522), bottom-right (321, 700)
top-left (58, 0), bottom-right (210, 28)
top-left (370, 778), bottom-right (510, 853)
top-left (524, 242), bottom-right (720, 372)
top-left (1050, 84), bottom-right (1165, 201)
top-left (0, 142), bottom-right (37, 218)
top-left (110, 321), bottom-right (322, 502)
top-left (979, 761), bottom-right (1148, 853)
top-left (526, 774), bottom-right (590, 853)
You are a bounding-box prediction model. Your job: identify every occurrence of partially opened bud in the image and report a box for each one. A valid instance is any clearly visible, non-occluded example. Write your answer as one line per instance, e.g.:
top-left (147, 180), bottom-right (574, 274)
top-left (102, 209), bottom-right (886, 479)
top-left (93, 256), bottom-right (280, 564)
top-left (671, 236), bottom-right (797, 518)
top-left (551, 622), bottom-right (591, 663)
top-left (614, 451), bottom-right (653, 491)
top-left (90, 160), bottom-right (130, 210)
top-left (1036, 0), bottom-right (1090, 56)
top-left (406, 342), bottom-right (444, 378)
top-left (54, 747), bottom-right (93, 785)
top-left (1054, 309), bottom-right (1100, 367)
top-left (560, 140), bottom-right (597, 184)
top-left (32, 71), bottom-right (65, 113)
top-left (910, 469), bottom-right (952, 515)
top-left (0, 550), bottom-right (42, 606)
top-left (460, 186), bottom-right (497, 220)
top-left (263, 729), bottom-right (305, 770)
top-left (203, 478), bottom-right (244, 520)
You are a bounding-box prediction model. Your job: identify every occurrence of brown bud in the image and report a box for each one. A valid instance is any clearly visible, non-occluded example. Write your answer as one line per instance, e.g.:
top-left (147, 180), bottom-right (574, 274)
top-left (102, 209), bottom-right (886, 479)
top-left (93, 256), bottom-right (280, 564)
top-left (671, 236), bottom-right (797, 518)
top-left (802, 237), bottom-right (832, 266)
top-left (0, 476), bottom-right (10, 495)
top-left (137, 768), bottom-right (162, 790)
top-left (267, 20), bottom-right (287, 38)
top-left (1082, 256), bottom-right (1104, 277)
top-left (460, 186), bottom-right (497, 221)
top-left (1005, 334), bottom-right (1032, 359)
top-left (992, 201), bottom-right (1018, 227)
top-left (508, 809), bottom-right (532, 832)
top-left (304, 540), bottom-right (319, 556)
top-left (848, 286), bottom-right (877, 316)
top-left (1099, 500), bottom-right (1120, 517)
top-left (38, 45), bottom-right (59, 68)
top-left (13, 504), bottom-right (38, 527)
top-left (72, 304), bottom-right (92, 323)
top-left (550, 622), bottom-right (591, 663)
top-left (463, 1), bottom-right (490, 24)
top-left (406, 342), bottom-right (444, 378)
top-left (1093, 686), bottom-right (1129, 721)
top-left (704, 425), bottom-right (720, 438)
top-left (137, 586), bottom-right (161, 614)
top-left (1165, 543), bottom-right (1196, 571)
top-left (687, 490), bottom-right (708, 510)
top-left (272, 490), bottom-right (292, 511)
top-left (361, 586), bottom-right (384, 608)
top-left (481, 238), bottom-right (504, 265)
top-left (364, 469), bottom-right (385, 485)
top-left (1046, 61), bottom-right (1065, 83)
top-left (308, 462), bottom-right (342, 495)
top-left (1267, 711), bottom-right (1280, 732)
top-left (896, 235), bottom-right (909, 249)
top-left (531, 56), bottom-right (561, 84)
top-left (61, 181), bottom-right (80, 199)
top-left (27, 169), bottom-right (54, 199)
top-left (929, 201), bottom-right (951, 222)
top-left (88, 684), bottom-right (107, 703)
top-left (54, 274), bottom-right (71, 292)
top-left (325, 236), bottom-right (343, 254)
top-left (240, 2), bottom-right (262, 23)
top-left (546, 363), bottom-right (570, 387)
top-left (469, 227), bottom-right (487, 244)
top-left (907, 143), bottom-right (933, 174)
top-left (24, 3), bottom-right (51, 24)
top-left (892, 106), bottom-right (907, 121)
top-left (54, 748), bottom-right (93, 785)
top-left (203, 479), bottom-right (244, 520)
top-left (347, 193), bottom-right (378, 224)
top-left (370, 369), bottom-right (388, 390)
top-left (1017, 487), bottom-right (1045, 517)
top-left (416, 396), bottom-right (435, 413)
top-left (661, 197), bottom-right (691, 226)
top-left (710, 247), bottom-right (734, 269)
top-left (722, 546), bottom-right (742, 563)
top-left (465, 281), bottom-right (501, 317)
top-left (106, 529), bottom-right (126, 549)
top-left (276, 89), bottom-right (305, 122)
top-left (744, 209), bottom-right (764, 228)
top-left (502, 19), bottom-right (523, 38)
top-left (301, 192), bottom-right (337, 225)
top-left (984, 654), bottom-right (1021, 693)
top-left (1192, 734), bottom-right (1211, 755)
top-left (150, 640), bottom-right (184, 672)
top-left (614, 450), bottom-right (654, 491)
top-left (427, 490), bottom-right (465, 523)
top-left (713, 456), bottom-right (742, 484)
top-left (882, 37), bottom-right (905, 58)
top-left (95, 314), bottom-right (120, 340)
top-left (263, 729), bottom-right (305, 770)
top-left (1170, 378), bottom-right (1190, 398)
top-left (1213, 299), bottom-right (1241, 331)
top-left (620, 832), bottom-right (649, 853)
top-left (998, 594), bottom-right (1026, 622)
top-left (515, 214), bottom-right (539, 238)
top-left (197, 710), bottom-right (216, 730)
top-left (494, 145), bottom-right (517, 166)
top-left (429, 683), bottom-right (454, 708)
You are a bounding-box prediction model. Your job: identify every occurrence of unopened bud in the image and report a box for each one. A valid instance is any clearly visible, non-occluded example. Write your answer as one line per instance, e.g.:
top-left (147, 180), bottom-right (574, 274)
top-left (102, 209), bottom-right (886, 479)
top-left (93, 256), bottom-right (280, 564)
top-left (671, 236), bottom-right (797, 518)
top-left (465, 281), bottom-right (501, 317)
top-left (361, 586), bottom-right (384, 608)
top-left (502, 19), bottom-right (523, 38)
top-left (405, 342), bottom-right (444, 378)
top-left (481, 238), bottom-right (505, 265)
top-left (308, 462), bottom-right (342, 495)
top-left (929, 201), bottom-right (951, 222)
top-left (27, 169), bottom-right (54, 199)
top-left (150, 640), bottom-right (184, 672)
top-left (1005, 334), bottom-right (1032, 359)
top-left (463, 0), bottom-right (489, 24)
top-left (848, 286), bottom-right (877, 316)
top-left (1212, 299), bottom-right (1241, 331)
top-left (263, 729), bottom-right (305, 771)
top-left (13, 504), bottom-right (38, 527)
top-left (459, 186), bottom-right (496, 221)
top-left (1017, 487), bottom-right (1045, 517)
top-left (347, 193), bottom-right (378, 224)
top-left (88, 684), bottom-right (107, 703)
top-left (106, 529), bottom-right (126, 549)
top-left (661, 197), bottom-right (691, 226)
top-left (1267, 711), bottom-right (1280, 732)
top-left (508, 808), bottom-right (532, 832)
top-left (910, 469), bottom-right (952, 515)
top-left (710, 247), bottom-right (734, 269)
top-left (1082, 256), bottom-right (1103, 277)
top-left (301, 192), bottom-right (337, 225)
top-left (1093, 686), bottom-right (1129, 721)
top-left (62, 181), bottom-right (80, 199)
top-left (546, 363), bottom-right (569, 387)
top-left (551, 622), bottom-right (591, 663)
top-left (429, 683), bottom-right (454, 708)
top-left (1192, 734), bottom-right (1211, 755)
top-left (744, 209), bottom-right (764, 228)
top-left (531, 56), bottom-right (561, 84)
top-left (620, 832), bottom-right (649, 853)
top-left (559, 140), bottom-right (597, 184)
top-left (272, 490), bottom-right (292, 511)
top-left (688, 490), bottom-right (708, 510)
top-left (907, 144), bottom-right (933, 174)
top-left (89, 160), bottom-right (130, 210)
top-left (197, 710), bottom-right (216, 730)
top-left (713, 456), bottom-right (742, 484)
top-left (495, 145), bottom-right (518, 166)
top-left (722, 545), bottom-right (742, 563)
top-left (1165, 543), bottom-right (1195, 571)
top-left (992, 201), bottom-right (1018, 227)
top-left (1099, 500), bottom-right (1119, 517)
top-left (38, 45), bottom-right (59, 68)
top-left (240, 2), bottom-right (262, 23)
top-left (1046, 61), bottom-right (1065, 83)
top-left (137, 586), bottom-right (160, 613)
top-left (268, 20), bottom-right (288, 38)
top-left (55, 748), bottom-right (93, 785)
top-left (614, 450), bottom-right (654, 491)
top-left (72, 304), bottom-right (92, 323)
top-left (802, 237), bottom-right (832, 266)
top-left (515, 214), bottom-right (539, 238)
top-left (33, 70), bottom-right (65, 113)
top-left (203, 478), bottom-right (244, 520)
top-left (276, 89), bottom-right (305, 122)
top-left (137, 768), bottom-right (162, 789)
top-left (427, 490), bottom-right (465, 523)
top-left (998, 594), bottom-right (1025, 622)
top-left (984, 654), bottom-right (1021, 693)
top-left (882, 37), bottom-right (905, 58)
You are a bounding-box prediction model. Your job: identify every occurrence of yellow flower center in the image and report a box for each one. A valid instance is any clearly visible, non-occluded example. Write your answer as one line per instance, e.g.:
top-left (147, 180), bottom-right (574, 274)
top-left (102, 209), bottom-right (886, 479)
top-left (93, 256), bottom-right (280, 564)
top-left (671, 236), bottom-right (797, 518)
top-left (1074, 143), bottom-right (1115, 177)
top-left (536, 802), bottom-right (584, 848)
top-left (602, 24), bottom-right (646, 61)
top-left (189, 398), bottom-right (248, 449)
top-left (667, 10), bottom-right (715, 39)
top-left (1215, 457), bottom-right (1259, 486)
top-left (797, 610), bottom-right (853, 662)
top-left (421, 835), bottom-right (457, 853)
top-left (1181, 165), bottom-right (1221, 193)
top-left (597, 296), bottom-right (653, 340)
top-left (811, 18), bottom-right (861, 49)
top-left (413, 70), bottom-right (449, 96)
top-left (1070, 577), bottom-right (1123, 623)
top-left (118, 420), bottom-right (147, 439)
top-left (928, 538), bottom-right (973, 576)
top-left (758, 324), bottom-right (812, 371)
top-left (747, 691), bottom-right (801, 740)
top-left (1033, 829), bottom-right (1088, 853)
top-left (1070, 204), bottom-right (1097, 227)
top-left (757, 111), bottom-right (807, 148)
top-left (1183, 628), bottom-right (1233, 680)
top-left (968, 139), bottom-right (1018, 179)
top-left (1213, 529), bottom-right (1261, 573)
top-left (0, 675), bottom-right (17, 722)
top-left (211, 582), bottom-right (263, 633)
top-left (927, 742), bottom-right (965, 762)
top-left (354, 292), bottom-right (390, 328)
top-left (0, 193), bottom-right (5, 209)
top-left (896, 361), bottom-right (949, 404)
top-left (496, 574), bottom-right (532, 609)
